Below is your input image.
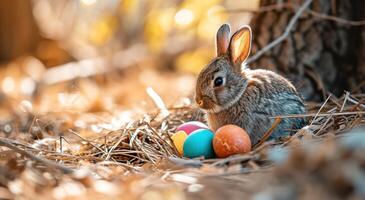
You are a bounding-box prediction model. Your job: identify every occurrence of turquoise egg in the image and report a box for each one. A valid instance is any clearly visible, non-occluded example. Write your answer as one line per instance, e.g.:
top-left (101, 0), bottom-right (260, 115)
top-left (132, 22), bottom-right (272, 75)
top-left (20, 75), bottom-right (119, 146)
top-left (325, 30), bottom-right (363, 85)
top-left (183, 129), bottom-right (215, 159)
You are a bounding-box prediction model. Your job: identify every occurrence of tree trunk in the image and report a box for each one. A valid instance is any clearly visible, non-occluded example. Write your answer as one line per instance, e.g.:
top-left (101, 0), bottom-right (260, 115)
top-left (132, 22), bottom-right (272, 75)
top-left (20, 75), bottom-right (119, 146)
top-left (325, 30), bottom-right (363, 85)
top-left (0, 0), bottom-right (41, 63)
top-left (249, 0), bottom-right (365, 101)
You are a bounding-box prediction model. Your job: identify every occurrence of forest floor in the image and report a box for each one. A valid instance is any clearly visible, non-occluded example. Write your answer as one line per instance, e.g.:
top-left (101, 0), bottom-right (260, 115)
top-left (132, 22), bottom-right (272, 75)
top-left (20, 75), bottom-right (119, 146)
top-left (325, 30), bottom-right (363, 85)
top-left (0, 63), bottom-right (364, 200)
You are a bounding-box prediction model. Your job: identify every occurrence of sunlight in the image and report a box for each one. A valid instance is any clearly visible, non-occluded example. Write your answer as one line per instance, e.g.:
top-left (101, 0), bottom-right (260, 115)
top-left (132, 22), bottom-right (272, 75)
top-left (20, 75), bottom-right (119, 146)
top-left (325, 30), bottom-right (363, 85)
top-left (2, 76), bottom-right (15, 95)
top-left (174, 9), bottom-right (195, 27)
top-left (20, 77), bottom-right (36, 96)
top-left (80, 0), bottom-right (97, 6)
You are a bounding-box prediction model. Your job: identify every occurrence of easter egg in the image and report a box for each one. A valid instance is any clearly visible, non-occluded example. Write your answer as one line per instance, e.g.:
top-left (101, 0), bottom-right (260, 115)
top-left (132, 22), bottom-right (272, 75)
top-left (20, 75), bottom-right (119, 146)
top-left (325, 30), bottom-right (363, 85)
top-left (183, 129), bottom-right (215, 159)
top-left (213, 124), bottom-right (251, 158)
top-left (176, 121), bottom-right (208, 135)
top-left (171, 131), bottom-right (187, 155)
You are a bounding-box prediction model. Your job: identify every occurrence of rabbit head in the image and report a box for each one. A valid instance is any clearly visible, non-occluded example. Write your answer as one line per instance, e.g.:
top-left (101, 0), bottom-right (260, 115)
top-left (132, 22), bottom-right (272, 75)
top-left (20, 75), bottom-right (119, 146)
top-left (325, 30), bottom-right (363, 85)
top-left (195, 24), bottom-right (252, 113)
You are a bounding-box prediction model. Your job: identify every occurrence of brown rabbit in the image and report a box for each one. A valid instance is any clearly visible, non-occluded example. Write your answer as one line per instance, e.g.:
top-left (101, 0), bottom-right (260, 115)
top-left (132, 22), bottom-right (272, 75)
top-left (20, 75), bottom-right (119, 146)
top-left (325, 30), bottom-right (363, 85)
top-left (195, 24), bottom-right (306, 145)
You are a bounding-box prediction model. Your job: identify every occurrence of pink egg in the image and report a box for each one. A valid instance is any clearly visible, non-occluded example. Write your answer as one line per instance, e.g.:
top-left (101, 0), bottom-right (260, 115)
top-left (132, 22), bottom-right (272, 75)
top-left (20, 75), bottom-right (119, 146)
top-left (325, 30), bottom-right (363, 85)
top-left (176, 121), bottom-right (208, 135)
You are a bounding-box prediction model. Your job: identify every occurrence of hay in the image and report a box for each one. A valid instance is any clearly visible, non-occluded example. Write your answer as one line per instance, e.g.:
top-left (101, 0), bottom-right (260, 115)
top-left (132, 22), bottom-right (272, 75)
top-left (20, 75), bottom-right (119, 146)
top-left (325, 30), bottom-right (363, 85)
top-left (2, 93), bottom-right (365, 168)
top-left (0, 92), bottom-right (364, 199)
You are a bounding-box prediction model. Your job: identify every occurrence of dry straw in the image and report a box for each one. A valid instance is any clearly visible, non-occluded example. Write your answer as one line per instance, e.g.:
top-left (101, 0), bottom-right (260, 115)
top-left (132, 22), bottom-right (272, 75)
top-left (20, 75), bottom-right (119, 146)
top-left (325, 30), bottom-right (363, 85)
top-left (0, 92), bottom-right (364, 173)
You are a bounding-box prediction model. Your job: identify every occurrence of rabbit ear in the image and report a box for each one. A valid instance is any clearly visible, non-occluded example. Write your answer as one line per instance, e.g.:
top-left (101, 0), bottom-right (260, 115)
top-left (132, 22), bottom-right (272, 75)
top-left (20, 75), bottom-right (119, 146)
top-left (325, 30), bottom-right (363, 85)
top-left (216, 24), bottom-right (231, 56)
top-left (229, 25), bottom-right (252, 68)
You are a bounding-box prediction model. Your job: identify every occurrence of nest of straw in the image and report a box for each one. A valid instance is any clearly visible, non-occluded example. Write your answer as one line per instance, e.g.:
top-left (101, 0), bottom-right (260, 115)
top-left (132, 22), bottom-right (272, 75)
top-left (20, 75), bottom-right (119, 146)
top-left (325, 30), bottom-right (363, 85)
top-left (0, 92), bottom-right (364, 199)
top-left (8, 92), bottom-right (361, 168)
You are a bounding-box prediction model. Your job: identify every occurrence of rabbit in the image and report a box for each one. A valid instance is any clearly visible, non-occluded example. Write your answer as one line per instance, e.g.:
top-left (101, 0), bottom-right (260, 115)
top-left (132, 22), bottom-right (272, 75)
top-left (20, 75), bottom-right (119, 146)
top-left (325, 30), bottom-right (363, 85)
top-left (195, 24), bottom-right (306, 145)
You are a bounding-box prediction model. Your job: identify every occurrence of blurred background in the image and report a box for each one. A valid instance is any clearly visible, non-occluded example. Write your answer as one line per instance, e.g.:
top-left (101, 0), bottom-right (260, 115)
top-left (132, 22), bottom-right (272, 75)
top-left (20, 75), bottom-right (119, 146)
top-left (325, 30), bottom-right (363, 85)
top-left (0, 0), bottom-right (364, 134)
top-left (0, 0), bottom-right (257, 109)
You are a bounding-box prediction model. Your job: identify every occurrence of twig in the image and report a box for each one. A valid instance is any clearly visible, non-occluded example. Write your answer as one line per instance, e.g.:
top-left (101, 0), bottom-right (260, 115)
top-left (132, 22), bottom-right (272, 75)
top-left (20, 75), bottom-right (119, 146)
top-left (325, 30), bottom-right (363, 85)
top-left (146, 87), bottom-right (169, 118)
top-left (340, 92), bottom-right (350, 112)
top-left (253, 117), bottom-right (282, 149)
top-left (270, 111), bottom-right (365, 119)
top-left (0, 137), bottom-right (73, 174)
top-left (310, 94), bottom-right (332, 125)
top-left (246, 0), bottom-right (313, 64)
top-left (347, 96), bottom-right (365, 110)
top-left (315, 112), bottom-right (335, 135)
top-left (307, 9), bottom-right (365, 26)
top-left (104, 122), bottom-right (132, 160)
top-left (281, 125), bottom-right (311, 146)
top-left (68, 129), bottom-right (106, 154)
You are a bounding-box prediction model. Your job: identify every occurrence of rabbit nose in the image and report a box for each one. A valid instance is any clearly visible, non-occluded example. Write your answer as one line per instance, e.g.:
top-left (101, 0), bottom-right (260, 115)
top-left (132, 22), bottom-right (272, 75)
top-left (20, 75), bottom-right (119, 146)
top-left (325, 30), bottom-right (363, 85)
top-left (195, 95), bottom-right (204, 106)
top-left (197, 99), bottom-right (203, 106)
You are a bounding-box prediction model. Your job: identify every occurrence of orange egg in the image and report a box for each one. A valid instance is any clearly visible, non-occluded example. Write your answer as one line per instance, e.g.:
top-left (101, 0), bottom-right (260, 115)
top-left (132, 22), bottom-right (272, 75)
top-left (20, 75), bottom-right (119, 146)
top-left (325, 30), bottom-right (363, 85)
top-left (213, 124), bottom-right (251, 158)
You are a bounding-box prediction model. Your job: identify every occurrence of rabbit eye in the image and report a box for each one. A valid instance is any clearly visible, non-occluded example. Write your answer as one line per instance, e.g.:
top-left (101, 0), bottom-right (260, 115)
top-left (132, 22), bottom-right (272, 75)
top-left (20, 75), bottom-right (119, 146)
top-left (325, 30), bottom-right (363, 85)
top-left (214, 77), bottom-right (224, 87)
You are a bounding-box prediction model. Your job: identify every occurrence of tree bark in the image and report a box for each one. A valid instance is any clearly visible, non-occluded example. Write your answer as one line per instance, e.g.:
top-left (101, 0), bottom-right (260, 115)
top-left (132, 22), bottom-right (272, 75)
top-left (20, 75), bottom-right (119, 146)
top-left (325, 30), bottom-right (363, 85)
top-left (249, 0), bottom-right (365, 101)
